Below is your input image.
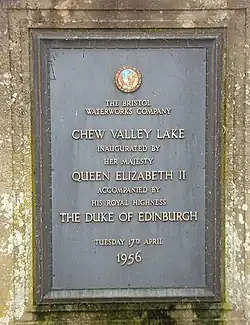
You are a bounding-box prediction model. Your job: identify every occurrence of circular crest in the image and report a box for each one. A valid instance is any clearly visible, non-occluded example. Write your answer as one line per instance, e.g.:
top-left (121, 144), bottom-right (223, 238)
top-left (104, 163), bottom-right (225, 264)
top-left (115, 67), bottom-right (142, 93)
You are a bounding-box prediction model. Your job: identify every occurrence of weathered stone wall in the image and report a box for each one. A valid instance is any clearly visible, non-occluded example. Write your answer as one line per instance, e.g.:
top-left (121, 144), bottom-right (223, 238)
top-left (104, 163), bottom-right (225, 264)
top-left (0, 0), bottom-right (249, 324)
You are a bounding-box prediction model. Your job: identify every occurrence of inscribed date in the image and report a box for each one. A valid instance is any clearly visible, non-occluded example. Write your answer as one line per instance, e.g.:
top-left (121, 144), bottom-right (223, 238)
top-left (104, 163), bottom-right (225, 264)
top-left (116, 250), bottom-right (142, 266)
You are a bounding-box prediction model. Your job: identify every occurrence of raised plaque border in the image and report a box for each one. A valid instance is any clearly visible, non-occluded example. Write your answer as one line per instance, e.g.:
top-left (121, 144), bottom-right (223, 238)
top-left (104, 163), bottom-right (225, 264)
top-left (32, 30), bottom-right (223, 304)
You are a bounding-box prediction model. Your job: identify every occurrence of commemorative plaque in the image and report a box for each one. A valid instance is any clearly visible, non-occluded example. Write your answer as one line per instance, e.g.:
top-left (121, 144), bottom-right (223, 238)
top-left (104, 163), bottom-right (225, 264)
top-left (33, 31), bottom-right (222, 303)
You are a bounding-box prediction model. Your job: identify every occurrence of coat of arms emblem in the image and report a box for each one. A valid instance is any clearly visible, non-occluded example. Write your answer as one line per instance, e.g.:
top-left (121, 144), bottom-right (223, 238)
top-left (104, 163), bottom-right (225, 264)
top-left (115, 67), bottom-right (142, 93)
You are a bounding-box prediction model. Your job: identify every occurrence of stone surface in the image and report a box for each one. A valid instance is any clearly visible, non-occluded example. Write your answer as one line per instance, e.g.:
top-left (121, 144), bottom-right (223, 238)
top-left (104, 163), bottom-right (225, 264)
top-left (25, 0), bottom-right (228, 10)
top-left (0, 0), bottom-right (249, 324)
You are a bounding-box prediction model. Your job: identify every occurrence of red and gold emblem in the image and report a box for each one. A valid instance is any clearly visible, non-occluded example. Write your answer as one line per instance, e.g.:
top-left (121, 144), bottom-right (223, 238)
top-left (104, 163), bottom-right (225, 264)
top-left (115, 67), bottom-right (142, 93)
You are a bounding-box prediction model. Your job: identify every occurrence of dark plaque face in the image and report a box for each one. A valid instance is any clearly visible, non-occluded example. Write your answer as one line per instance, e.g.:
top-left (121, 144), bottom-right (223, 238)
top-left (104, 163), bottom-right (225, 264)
top-left (33, 32), bottom-right (222, 302)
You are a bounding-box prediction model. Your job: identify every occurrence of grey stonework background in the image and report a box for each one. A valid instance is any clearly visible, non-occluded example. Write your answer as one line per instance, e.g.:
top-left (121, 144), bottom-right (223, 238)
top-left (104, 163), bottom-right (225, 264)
top-left (0, 0), bottom-right (249, 324)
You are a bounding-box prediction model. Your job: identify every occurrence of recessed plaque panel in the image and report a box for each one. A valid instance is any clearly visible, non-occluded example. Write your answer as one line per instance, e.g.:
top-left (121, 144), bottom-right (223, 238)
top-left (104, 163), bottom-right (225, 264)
top-left (33, 31), bottom-right (222, 303)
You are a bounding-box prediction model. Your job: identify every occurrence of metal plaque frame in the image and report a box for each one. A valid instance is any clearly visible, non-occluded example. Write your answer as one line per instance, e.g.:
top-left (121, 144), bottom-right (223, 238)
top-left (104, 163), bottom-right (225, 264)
top-left (32, 30), bottom-right (223, 304)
